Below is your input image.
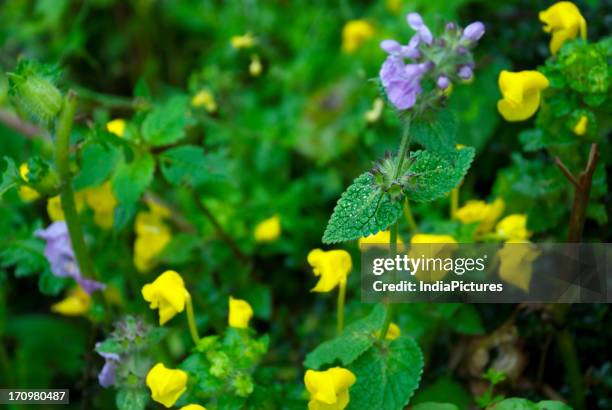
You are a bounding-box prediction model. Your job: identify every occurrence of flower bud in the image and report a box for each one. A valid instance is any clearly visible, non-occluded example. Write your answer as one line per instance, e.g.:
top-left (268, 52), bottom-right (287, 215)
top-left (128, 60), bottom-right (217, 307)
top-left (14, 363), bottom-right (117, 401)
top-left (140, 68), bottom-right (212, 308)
top-left (458, 65), bottom-right (474, 80)
top-left (461, 22), bottom-right (485, 43)
top-left (437, 75), bottom-right (451, 89)
top-left (8, 60), bottom-right (63, 123)
top-left (25, 157), bottom-right (60, 196)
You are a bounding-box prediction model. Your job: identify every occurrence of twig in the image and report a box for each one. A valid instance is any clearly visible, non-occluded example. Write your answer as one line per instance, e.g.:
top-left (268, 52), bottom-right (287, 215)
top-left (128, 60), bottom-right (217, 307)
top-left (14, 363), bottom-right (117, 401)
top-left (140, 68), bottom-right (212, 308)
top-left (566, 144), bottom-right (600, 242)
top-left (0, 109), bottom-right (49, 140)
top-left (554, 157), bottom-right (579, 188)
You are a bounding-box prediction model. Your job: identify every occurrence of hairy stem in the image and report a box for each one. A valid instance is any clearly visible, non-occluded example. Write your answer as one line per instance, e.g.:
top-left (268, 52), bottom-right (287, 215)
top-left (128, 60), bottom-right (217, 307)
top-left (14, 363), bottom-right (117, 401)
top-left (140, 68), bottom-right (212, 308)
top-left (450, 185), bottom-right (460, 219)
top-left (337, 280), bottom-right (346, 336)
top-left (403, 200), bottom-right (418, 232)
top-left (185, 294), bottom-right (201, 345)
top-left (393, 120), bottom-right (412, 179)
top-left (54, 92), bottom-right (98, 281)
top-left (379, 222), bottom-right (399, 340)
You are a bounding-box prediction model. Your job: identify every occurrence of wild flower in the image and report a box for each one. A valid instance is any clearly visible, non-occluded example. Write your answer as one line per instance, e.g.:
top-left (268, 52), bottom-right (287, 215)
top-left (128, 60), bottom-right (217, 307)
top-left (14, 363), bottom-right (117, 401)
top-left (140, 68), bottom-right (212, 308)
top-left (228, 296), bottom-right (254, 329)
top-left (249, 54), bottom-right (263, 77)
top-left (179, 405), bottom-right (208, 410)
top-left (379, 13), bottom-right (484, 111)
top-left (409, 233), bottom-right (458, 282)
top-left (304, 367), bottom-right (356, 410)
top-left (96, 348), bottom-right (120, 388)
top-left (498, 240), bottom-right (540, 291)
top-left (35, 221), bottom-right (105, 294)
top-left (106, 119), bottom-right (126, 137)
top-left (17, 163), bottom-right (40, 202)
top-left (307, 249), bottom-right (352, 292)
top-left (455, 198), bottom-right (505, 234)
top-left (539, 1), bottom-right (587, 54)
top-left (146, 363), bottom-right (188, 408)
top-left (497, 70), bottom-right (549, 121)
top-left (46, 193), bottom-right (85, 222)
top-left (496, 214), bottom-right (531, 241)
top-left (231, 32), bottom-right (256, 49)
top-left (358, 230), bottom-right (403, 247)
top-left (342, 20), bottom-right (375, 53)
top-left (254, 214), bottom-right (281, 242)
top-left (133, 202), bottom-right (172, 272)
top-left (572, 115), bottom-right (588, 136)
top-left (141, 270), bottom-right (190, 325)
top-left (83, 182), bottom-right (117, 230)
top-left (51, 286), bottom-right (91, 316)
top-left (191, 89), bottom-right (217, 113)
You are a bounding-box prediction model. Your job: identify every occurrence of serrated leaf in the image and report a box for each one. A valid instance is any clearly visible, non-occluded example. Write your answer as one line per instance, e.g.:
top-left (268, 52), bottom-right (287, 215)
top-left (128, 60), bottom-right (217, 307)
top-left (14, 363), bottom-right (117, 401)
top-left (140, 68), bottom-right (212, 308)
top-left (111, 153), bottom-right (155, 205)
top-left (116, 388), bottom-right (148, 410)
top-left (411, 109), bottom-right (457, 154)
top-left (74, 143), bottom-right (121, 190)
top-left (0, 157), bottom-right (19, 198)
top-left (304, 305), bottom-right (385, 369)
top-left (348, 336), bottom-right (424, 410)
top-left (159, 145), bottom-right (226, 187)
top-left (323, 173), bottom-right (402, 244)
top-left (404, 148), bottom-right (475, 202)
top-left (142, 95), bottom-right (189, 146)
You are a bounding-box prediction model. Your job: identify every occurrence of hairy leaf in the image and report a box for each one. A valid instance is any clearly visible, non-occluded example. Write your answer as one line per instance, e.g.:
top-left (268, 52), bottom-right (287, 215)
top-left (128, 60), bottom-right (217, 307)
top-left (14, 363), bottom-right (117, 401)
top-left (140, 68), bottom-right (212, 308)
top-left (142, 95), bottom-right (190, 146)
top-left (304, 305), bottom-right (385, 369)
top-left (74, 143), bottom-right (121, 190)
top-left (348, 336), bottom-right (424, 410)
top-left (411, 109), bottom-right (457, 154)
top-left (159, 145), bottom-right (226, 187)
top-left (404, 148), bottom-right (475, 202)
top-left (112, 153), bottom-right (155, 205)
top-left (323, 173), bottom-right (402, 244)
top-left (116, 389), bottom-right (148, 410)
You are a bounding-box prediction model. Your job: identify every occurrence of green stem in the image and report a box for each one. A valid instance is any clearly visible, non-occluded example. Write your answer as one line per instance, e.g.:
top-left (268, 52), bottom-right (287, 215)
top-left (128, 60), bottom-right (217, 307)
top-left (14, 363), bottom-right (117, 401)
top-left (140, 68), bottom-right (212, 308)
top-left (54, 93), bottom-right (98, 282)
top-left (71, 85), bottom-right (148, 110)
top-left (379, 222), bottom-right (399, 340)
top-left (450, 186), bottom-right (460, 219)
top-left (185, 295), bottom-right (201, 345)
top-left (402, 200), bottom-right (418, 232)
top-left (337, 280), bottom-right (346, 336)
top-left (393, 120), bottom-right (412, 179)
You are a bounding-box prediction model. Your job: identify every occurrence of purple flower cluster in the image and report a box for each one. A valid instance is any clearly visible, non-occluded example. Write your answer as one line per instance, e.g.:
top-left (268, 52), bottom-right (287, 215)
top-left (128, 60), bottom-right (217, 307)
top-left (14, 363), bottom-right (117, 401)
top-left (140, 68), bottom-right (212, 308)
top-left (96, 346), bottom-right (120, 388)
top-left (379, 13), bottom-right (485, 111)
top-left (35, 221), bottom-right (105, 294)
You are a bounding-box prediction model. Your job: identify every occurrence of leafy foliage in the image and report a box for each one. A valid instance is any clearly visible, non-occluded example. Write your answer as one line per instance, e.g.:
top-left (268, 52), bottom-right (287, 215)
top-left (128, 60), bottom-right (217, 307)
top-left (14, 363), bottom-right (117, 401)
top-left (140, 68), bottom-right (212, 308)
top-left (322, 173), bottom-right (402, 243)
top-left (411, 109), bottom-right (457, 155)
top-left (142, 95), bottom-right (190, 147)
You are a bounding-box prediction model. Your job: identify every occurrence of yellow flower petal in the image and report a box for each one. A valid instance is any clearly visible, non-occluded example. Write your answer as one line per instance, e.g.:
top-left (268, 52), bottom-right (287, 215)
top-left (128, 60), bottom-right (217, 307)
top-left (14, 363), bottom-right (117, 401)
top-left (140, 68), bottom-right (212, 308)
top-left (83, 182), bottom-right (117, 229)
top-left (496, 214), bottom-right (530, 241)
top-left (498, 240), bottom-right (540, 291)
top-left (146, 363), bottom-right (188, 408)
top-left (497, 70), bottom-right (549, 122)
top-left (249, 54), bottom-right (263, 77)
top-left (134, 211), bottom-right (172, 272)
top-left (228, 296), bottom-right (253, 329)
top-left (410, 234), bottom-right (458, 282)
top-left (305, 367), bottom-right (356, 410)
top-left (106, 119), bottom-right (126, 138)
top-left (539, 1), bottom-right (587, 54)
top-left (572, 115), bottom-right (588, 136)
top-left (254, 215), bottom-right (281, 242)
top-left (142, 271), bottom-right (189, 325)
top-left (179, 405), bottom-right (208, 410)
top-left (342, 20), bottom-right (375, 53)
top-left (47, 193), bottom-right (85, 221)
top-left (308, 249), bottom-right (352, 293)
top-left (191, 89), bottom-right (217, 113)
top-left (51, 287), bottom-right (91, 316)
top-left (455, 198), bottom-right (505, 234)
top-left (231, 32), bottom-right (256, 49)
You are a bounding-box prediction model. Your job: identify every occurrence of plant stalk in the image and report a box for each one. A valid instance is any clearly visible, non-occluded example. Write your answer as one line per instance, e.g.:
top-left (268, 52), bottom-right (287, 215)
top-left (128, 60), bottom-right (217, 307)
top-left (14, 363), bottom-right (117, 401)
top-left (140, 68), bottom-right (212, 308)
top-left (337, 280), bottom-right (346, 336)
top-left (185, 294), bottom-right (201, 345)
top-left (393, 120), bottom-right (412, 179)
top-left (403, 200), bottom-right (418, 232)
top-left (379, 222), bottom-right (399, 340)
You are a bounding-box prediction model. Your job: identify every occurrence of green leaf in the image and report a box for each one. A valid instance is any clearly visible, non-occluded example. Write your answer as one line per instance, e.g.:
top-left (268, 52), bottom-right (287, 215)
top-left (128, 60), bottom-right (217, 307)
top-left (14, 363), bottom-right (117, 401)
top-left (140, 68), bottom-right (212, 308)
top-left (410, 109), bottom-right (457, 154)
top-left (111, 153), bottom-right (155, 205)
top-left (38, 270), bottom-right (68, 296)
top-left (412, 376), bottom-right (472, 409)
top-left (142, 95), bottom-right (190, 146)
top-left (348, 336), bottom-right (424, 410)
top-left (322, 173), bottom-right (402, 244)
top-left (451, 304), bottom-right (485, 335)
top-left (535, 401), bottom-right (573, 410)
top-left (489, 398), bottom-right (538, 410)
top-left (0, 157), bottom-right (19, 198)
top-left (304, 305), bottom-right (385, 369)
top-left (116, 388), bottom-right (148, 410)
top-left (404, 148), bottom-right (475, 202)
top-left (74, 143), bottom-right (121, 190)
top-left (159, 145), bottom-right (226, 187)
top-left (0, 237), bottom-right (48, 277)
top-left (413, 403), bottom-right (459, 410)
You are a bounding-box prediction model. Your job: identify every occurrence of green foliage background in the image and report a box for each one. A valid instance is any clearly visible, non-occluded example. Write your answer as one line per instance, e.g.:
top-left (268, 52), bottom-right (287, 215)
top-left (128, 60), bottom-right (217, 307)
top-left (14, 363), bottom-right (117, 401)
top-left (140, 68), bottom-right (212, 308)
top-left (0, 0), bottom-right (610, 409)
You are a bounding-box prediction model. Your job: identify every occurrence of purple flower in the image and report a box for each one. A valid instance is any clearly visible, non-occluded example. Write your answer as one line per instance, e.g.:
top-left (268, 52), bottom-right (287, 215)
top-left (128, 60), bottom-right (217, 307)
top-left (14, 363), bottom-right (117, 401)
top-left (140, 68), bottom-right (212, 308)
top-left (462, 22), bottom-right (485, 43)
top-left (35, 222), bottom-right (105, 295)
top-left (437, 75), bottom-right (450, 89)
top-left (95, 345), bottom-right (120, 388)
top-left (458, 65), bottom-right (473, 80)
top-left (380, 57), bottom-right (431, 110)
top-left (407, 13), bottom-right (433, 46)
top-left (380, 40), bottom-right (420, 59)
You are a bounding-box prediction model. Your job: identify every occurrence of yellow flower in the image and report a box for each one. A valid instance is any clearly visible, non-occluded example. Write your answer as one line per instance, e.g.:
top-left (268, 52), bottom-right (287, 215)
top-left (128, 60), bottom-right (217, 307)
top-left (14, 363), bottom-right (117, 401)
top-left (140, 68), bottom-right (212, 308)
top-left (249, 54), bottom-right (262, 77)
top-left (304, 367), bottom-right (356, 410)
top-left (358, 230), bottom-right (403, 247)
top-left (18, 163), bottom-right (40, 202)
top-left (228, 296), bottom-right (253, 329)
top-left (364, 98), bottom-right (384, 123)
top-left (133, 211), bottom-right (172, 272)
top-left (341, 20), bottom-right (375, 54)
top-left (386, 0), bottom-right (402, 14)
top-left (410, 234), bottom-right (459, 282)
top-left (308, 249), bottom-right (352, 292)
top-left (142, 270), bottom-right (190, 325)
top-left (191, 89), bottom-right (217, 113)
top-left (47, 193), bottom-right (85, 221)
top-left (106, 119), bottom-right (126, 138)
top-left (572, 115), bottom-right (588, 136)
top-left (231, 32), bottom-right (256, 49)
top-left (83, 182), bottom-right (117, 229)
top-left (539, 1), bottom-right (587, 54)
top-left (496, 214), bottom-right (530, 241)
top-left (179, 405), bottom-right (207, 410)
top-left (145, 197), bottom-right (173, 219)
top-left (51, 287), bottom-right (91, 316)
top-left (455, 198), bottom-right (505, 234)
top-left (497, 70), bottom-right (549, 122)
top-left (498, 240), bottom-right (540, 291)
top-left (376, 322), bottom-right (401, 340)
top-left (146, 363), bottom-right (188, 408)
top-left (254, 215), bottom-right (281, 242)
